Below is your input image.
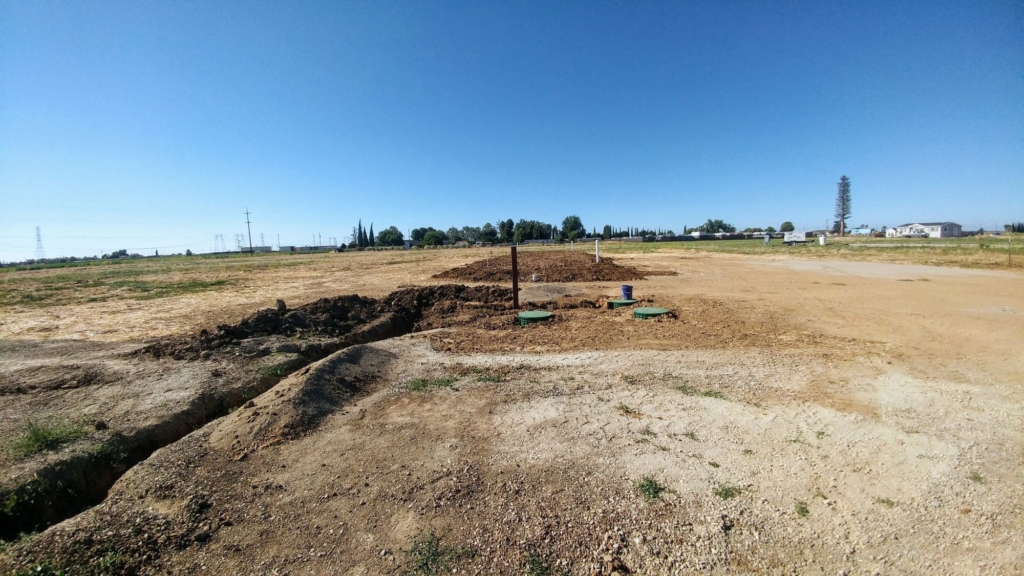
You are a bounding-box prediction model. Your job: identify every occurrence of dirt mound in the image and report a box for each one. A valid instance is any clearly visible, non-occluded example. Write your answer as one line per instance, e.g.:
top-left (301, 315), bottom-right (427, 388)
top-left (143, 284), bottom-right (513, 360)
top-left (432, 251), bottom-right (669, 283)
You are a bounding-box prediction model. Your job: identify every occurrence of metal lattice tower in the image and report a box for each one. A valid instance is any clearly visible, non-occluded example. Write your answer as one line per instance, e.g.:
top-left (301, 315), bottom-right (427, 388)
top-left (35, 226), bottom-right (46, 259)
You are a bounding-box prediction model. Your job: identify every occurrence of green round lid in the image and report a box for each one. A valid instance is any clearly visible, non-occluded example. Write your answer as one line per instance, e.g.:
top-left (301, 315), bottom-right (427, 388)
top-left (518, 310), bottom-right (554, 320)
top-left (634, 307), bottom-right (670, 318)
top-left (608, 299), bottom-right (638, 305)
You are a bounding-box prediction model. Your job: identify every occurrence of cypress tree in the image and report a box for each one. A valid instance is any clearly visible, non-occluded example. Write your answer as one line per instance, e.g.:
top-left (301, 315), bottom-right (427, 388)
top-left (369, 224), bottom-right (375, 247)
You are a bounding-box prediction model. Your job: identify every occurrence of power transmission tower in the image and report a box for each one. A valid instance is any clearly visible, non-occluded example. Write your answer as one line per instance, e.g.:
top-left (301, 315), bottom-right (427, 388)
top-left (35, 227), bottom-right (46, 259)
top-left (244, 209), bottom-right (254, 255)
top-left (260, 233), bottom-right (265, 247)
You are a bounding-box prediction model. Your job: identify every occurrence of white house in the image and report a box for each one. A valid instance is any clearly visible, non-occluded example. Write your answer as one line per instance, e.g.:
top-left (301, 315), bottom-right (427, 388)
top-left (886, 222), bottom-right (962, 238)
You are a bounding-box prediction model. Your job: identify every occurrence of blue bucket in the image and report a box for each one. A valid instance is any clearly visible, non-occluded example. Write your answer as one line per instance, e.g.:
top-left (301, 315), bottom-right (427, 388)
top-left (621, 284), bottom-right (633, 300)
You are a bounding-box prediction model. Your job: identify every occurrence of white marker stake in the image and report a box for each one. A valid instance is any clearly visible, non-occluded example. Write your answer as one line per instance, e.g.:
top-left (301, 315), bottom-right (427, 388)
top-left (595, 239), bottom-right (600, 263)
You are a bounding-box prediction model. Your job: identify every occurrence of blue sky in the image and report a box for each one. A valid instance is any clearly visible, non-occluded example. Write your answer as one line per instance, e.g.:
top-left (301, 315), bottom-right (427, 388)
top-left (1, 1), bottom-right (1021, 260)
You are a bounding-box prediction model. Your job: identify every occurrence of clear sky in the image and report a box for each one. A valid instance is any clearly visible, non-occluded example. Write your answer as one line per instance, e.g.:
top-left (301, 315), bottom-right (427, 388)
top-left (1, 1), bottom-right (1021, 260)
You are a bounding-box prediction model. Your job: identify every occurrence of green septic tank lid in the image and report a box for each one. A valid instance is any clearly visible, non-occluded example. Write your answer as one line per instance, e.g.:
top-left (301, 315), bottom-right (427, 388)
top-left (608, 299), bottom-right (638, 309)
top-left (634, 307), bottom-right (669, 320)
top-left (518, 310), bottom-right (554, 326)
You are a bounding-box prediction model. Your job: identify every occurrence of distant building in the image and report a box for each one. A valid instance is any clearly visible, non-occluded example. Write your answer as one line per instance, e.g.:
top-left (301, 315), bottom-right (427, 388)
top-left (848, 226), bottom-right (873, 236)
top-left (886, 222), bottom-right (962, 238)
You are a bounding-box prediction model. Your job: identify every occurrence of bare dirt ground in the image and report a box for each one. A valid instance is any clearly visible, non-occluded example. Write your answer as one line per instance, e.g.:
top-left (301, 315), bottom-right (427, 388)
top-left (1, 247), bottom-right (1022, 574)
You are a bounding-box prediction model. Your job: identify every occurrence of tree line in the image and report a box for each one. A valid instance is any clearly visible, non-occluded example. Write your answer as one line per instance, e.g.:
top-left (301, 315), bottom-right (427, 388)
top-left (345, 214), bottom-right (805, 249)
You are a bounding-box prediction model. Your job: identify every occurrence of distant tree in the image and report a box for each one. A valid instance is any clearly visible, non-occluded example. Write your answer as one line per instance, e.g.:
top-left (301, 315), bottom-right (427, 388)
top-left (560, 215), bottom-right (584, 240)
top-left (368, 224), bottom-right (375, 247)
top-left (503, 219), bottom-right (515, 242)
top-left (480, 223), bottom-right (498, 243)
top-left (460, 226), bottom-right (481, 243)
top-left (697, 219), bottom-right (736, 234)
top-left (446, 227), bottom-right (462, 242)
top-left (185, 249), bottom-right (192, 256)
top-left (780, 221), bottom-right (795, 232)
top-left (765, 226), bottom-right (776, 234)
top-left (834, 175), bottom-right (852, 236)
top-left (411, 227), bottom-right (430, 242)
top-left (422, 229), bottom-right (446, 247)
top-left (602, 225), bottom-right (612, 240)
top-left (376, 226), bottom-right (404, 247)
top-left (1005, 222), bottom-right (1024, 233)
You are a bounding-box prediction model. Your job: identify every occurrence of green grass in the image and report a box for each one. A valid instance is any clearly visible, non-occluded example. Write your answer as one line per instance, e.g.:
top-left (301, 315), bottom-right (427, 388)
top-left (8, 420), bottom-right (88, 458)
top-left (640, 426), bottom-right (656, 437)
top-left (406, 532), bottom-right (474, 575)
top-left (875, 497), bottom-right (898, 508)
top-left (591, 235), bottom-right (1024, 271)
top-left (475, 373), bottom-right (505, 383)
top-left (968, 472), bottom-right (985, 484)
top-left (708, 461), bottom-right (720, 468)
top-left (714, 484), bottom-right (743, 500)
top-left (636, 476), bottom-right (666, 502)
top-left (795, 500), bottom-right (809, 517)
top-left (682, 431), bottom-right (699, 441)
top-left (405, 377), bottom-right (456, 392)
top-left (675, 384), bottom-right (727, 400)
top-left (259, 364), bottom-right (293, 378)
top-left (0, 275), bottom-right (230, 308)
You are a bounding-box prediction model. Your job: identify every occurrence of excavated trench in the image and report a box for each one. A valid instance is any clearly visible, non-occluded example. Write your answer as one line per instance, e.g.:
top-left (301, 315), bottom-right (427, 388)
top-left (0, 284), bottom-right (512, 540)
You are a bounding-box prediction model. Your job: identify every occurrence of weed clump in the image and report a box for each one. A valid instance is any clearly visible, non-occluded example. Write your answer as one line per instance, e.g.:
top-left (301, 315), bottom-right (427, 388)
top-left (617, 404), bottom-right (640, 417)
top-left (675, 384), bottom-right (727, 400)
top-left (405, 378), bottom-right (456, 392)
top-left (8, 420), bottom-right (87, 458)
top-left (714, 484), bottom-right (742, 500)
top-left (406, 531), bottom-right (474, 575)
top-left (795, 500), bottom-right (809, 517)
top-left (525, 548), bottom-right (568, 576)
top-left (636, 476), bottom-right (666, 501)
top-left (875, 497), bottom-right (898, 508)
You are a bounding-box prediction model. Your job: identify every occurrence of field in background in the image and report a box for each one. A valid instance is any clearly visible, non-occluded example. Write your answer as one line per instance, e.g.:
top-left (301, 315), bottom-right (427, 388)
top-left (2, 236), bottom-right (1020, 312)
top-left (597, 234), bottom-right (1024, 269)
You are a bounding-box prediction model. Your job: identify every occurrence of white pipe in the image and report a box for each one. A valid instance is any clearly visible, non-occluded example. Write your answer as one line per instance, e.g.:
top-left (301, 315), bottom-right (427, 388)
top-left (595, 239), bottom-right (600, 263)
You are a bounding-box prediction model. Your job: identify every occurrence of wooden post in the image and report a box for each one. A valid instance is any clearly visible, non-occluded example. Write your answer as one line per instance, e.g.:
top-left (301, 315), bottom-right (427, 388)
top-left (511, 246), bottom-right (519, 309)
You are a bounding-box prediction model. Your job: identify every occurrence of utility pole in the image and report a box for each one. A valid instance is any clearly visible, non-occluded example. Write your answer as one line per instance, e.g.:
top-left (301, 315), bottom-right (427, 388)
top-left (277, 234), bottom-right (280, 250)
top-left (244, 209), bottom-right (254, 255)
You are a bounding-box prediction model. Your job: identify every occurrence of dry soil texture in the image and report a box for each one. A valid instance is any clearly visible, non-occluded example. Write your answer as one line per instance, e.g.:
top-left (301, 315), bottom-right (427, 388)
top-left (0, 247), bottom-right (1022, 575)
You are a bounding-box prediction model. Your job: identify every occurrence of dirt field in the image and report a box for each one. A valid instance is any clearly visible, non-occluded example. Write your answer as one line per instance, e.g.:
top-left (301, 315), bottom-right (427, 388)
top-left (1, 246), bottom-right (1022, 574)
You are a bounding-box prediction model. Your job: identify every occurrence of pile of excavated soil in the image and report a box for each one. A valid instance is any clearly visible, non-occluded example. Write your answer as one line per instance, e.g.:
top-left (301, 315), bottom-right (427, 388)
top-left (432, 251), bottom-right (672, 283)
top-left (143, 284), bottom-right (513, 360)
